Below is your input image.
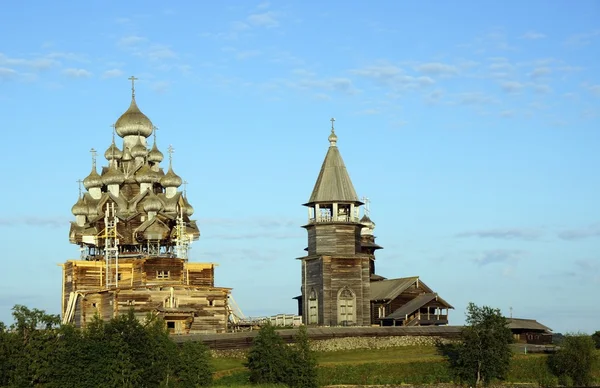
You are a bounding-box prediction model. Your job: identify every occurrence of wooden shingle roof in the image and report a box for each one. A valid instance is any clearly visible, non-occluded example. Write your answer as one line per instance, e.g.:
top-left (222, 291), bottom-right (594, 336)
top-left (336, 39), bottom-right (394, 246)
top-left (307, 131), bottom-right (360, 204)
top-left (506, 318), bottom-right (552, 332)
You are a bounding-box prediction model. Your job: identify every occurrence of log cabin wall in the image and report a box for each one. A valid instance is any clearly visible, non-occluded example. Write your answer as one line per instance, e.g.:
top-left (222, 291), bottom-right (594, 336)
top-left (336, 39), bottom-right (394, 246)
top-left (307, 224), bottom-right (362, 256)
top-left (63, 257), bottom-right (229, 334)
top-left (328, 257), bottom-right (371, 326)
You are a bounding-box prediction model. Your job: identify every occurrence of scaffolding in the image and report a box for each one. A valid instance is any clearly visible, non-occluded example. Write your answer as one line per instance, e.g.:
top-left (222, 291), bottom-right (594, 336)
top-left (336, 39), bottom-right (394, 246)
top-left (100, 203), bottom-right (120, 288)
top-left (174, 206), bottom-right (191, 261)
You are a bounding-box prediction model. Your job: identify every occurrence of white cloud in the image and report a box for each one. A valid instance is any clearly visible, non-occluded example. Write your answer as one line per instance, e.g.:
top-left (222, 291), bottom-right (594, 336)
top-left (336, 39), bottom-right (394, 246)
top-left (152, 81), bottom-right (170, 94)
top-left (351, 64), bottom-right (435, 91)
top-left (63, 68), bottom-right (92, 78)
top-left (456, 92), bottom-right (497, 105)
top-left (416, 62), bottom-right (458, 76)
top-left (0, 67), bottom-right (18, 80)
top-left (102, 69), bottom-right (123, 78)
top-left (529, 67), bottom-right (551, 79)
top-left (118, 35), bottom-right (146, 47)
top-left (501, 81), bottom-right (524, 93)
top-left (146, 45), bottom-right (177, 60)
top-left (521, 31), bottom-right (546, 40)
top-left (586, 84), bottom-right (600, 97)
top-left (565, 29), bottom-right (600, 47)
top-left (0, 53), bottom-right (58, 70)
top-left (533, 84), bottom-right (552, 94)
top-left (248, 11), bottom-right (279, 27)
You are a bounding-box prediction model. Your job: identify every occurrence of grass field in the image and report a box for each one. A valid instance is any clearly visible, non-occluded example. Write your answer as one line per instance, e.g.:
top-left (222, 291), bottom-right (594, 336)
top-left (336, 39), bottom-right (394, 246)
top-left (212, 346), bottom-right (600, 387)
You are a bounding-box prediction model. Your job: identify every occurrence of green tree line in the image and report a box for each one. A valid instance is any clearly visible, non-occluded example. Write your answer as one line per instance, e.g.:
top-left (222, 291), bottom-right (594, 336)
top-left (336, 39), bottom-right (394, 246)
top-left (0, 305), bottom-right (212, 387)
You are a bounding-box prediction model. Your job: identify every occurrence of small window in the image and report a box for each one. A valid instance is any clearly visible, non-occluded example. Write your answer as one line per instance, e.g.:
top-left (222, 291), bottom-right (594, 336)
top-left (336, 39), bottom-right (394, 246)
top-left (378, 305), bottom-right (386, 318)
top-left (166, 321), bottom-right (175, 329)
top-left (157, 270), bottom-right (170, 279)
top-left (117, 273), bottom-right (122, 281)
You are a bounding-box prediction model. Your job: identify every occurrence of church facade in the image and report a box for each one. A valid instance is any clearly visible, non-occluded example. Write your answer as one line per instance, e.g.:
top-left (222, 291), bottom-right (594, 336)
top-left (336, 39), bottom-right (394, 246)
top-left (63, 79), bottom-right (230, 334)
top-left (297, 120), bottom-right (452, 327)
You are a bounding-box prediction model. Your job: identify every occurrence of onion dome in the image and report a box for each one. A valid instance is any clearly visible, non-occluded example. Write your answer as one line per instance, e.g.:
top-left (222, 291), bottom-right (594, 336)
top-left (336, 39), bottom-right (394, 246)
top-left (182, 196), bottom-right (194, 216)
top-left (148, 142), bottom-right (164, 163)
top-left (71, 196), bottom-right (88, 216)
top-left (83, 168), bottom-right (103, 189)
top-left (121, 147), bottom-right (133, 162)
top-left (143, 192), bottom-right (163, 213)
top-left (131, 138), bottom-right (147, 159)
top-left (114, 98), bottom-right (153, 138)
top-left (102, 165), bottom-right (126, 185)
top-left (104, 140), bottom-right (123, 161)
top-left (160, 166), bottom-right (182, 188)
top-left (135, 163), bottom-right (160, 183)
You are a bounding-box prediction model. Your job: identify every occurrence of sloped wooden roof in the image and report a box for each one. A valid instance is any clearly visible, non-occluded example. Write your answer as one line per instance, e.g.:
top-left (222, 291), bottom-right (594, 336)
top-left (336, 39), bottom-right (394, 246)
top-left (506, 318), bottom-right (552, 332)
top-left (370, 277), bottom-right (422, 301)
top-left (307, 142), bottom-right (360, 204)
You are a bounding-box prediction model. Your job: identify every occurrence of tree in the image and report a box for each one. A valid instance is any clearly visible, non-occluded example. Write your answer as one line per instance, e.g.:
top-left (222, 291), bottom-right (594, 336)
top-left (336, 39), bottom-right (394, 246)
top-left (245, 322), bottom-right (290, 384)
top-left (550, 333), bottom-right (597, 386)
top-left (592, 331), bottom-right (600, 349)
top-left (448, 303), bottom-right (513, 387)
top-left (285, 325), bottom-right (318, 388)
top-left (175, 341), bottom-right (213, 387)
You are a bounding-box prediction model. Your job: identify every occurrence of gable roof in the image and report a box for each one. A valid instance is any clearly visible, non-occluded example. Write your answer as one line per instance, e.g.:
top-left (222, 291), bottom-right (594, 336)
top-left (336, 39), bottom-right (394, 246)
top-left (506, 318), bottom-right (552, 332)
top-left (370, 277), bottom-right (422, 301)
top-left (384, 293), bottom-right (438, 320)
top-left (307, 140), bottom-right (360, 204)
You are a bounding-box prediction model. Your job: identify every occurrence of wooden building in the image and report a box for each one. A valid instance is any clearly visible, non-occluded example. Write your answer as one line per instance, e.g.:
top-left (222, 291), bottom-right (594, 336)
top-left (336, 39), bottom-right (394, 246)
top-left (507, 318), bottom-right (553, 345)
top-left (64, 80), bottom-right (230, 334)
top-left (296, 120), bottom-right (452, 327)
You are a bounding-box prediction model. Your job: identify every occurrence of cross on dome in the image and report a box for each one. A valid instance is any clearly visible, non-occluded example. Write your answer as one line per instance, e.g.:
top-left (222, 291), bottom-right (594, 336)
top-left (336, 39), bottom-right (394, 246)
top-left (328, 117), bottom-right (338, 146)
top-left (90, 148), bottom-right (97, 168)
top-left (128, 75), bottom-right (138, 99)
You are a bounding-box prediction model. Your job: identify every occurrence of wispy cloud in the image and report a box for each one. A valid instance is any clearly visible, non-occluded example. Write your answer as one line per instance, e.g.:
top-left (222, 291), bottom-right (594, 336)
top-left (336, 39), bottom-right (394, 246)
top-left (457, 228), bottom-right (541, 240)
top-left (529, 67), bottom-right (551, 79)
top-left (565, 29), bottom-right (600, 47)
top-left (501, 81), bottom-right (524, 93)
top-left (521, 31), bottom-right (546, 40)
top-left (351, 63), bottom-right (435, 91)
top-left (63, 68), bottom-right (92, 78)
top-left (584, 84), bottom-right (600, 97)
top-left (247, 11), bottom-right (279, 28)
top-left (416, 62), bottom-right (458, 76)
top-left (455, 92), bottom-right (497, 105)
top-left (557, 224), bottom-right (600, 240)
top-left (102, 69), bottom-right (123, 78)
top-left (0, 216), bottom-right (71, 228)
top-left (0, 67), bottom-right (18, 81)
top-left (474, 249), bottom-right (524, 266)
top-left (0, 53), bottom-right (58, 70)
top-left (118, 35), bottom-right (146, 47)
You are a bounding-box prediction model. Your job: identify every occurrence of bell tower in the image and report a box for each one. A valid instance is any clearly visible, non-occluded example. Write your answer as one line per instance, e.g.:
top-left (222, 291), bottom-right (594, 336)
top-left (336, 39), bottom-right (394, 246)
top-left (299, 119), bottom-right (371, 326)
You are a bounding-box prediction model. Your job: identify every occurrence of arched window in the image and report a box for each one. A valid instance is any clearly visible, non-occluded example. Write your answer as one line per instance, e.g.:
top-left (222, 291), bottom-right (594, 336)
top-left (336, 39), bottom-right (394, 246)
top-left (308, 288), bottom-right (318, 324)
top-left (337, 287), bottom-right (355, 325)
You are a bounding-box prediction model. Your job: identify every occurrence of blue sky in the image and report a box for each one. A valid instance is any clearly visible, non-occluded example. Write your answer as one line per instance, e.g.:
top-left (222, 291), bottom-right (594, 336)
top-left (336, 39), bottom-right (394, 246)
top-left (0, 1), bottom-right (599, 334)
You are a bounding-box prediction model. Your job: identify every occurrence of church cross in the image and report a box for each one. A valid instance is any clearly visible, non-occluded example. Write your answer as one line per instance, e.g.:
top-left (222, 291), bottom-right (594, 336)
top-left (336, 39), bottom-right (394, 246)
top-left (168, 144), bottom-right (174, 166)
top-left (183, 180), bottom-right (188, 196)
top-left (77, 179), bottom-right (83, 197)
top-left (361, 196), bottom-right (370, 217)
top-left (128, 75), bottom-right (138, 98)
top-left (330, 117), bottom-right (336, 132)
top-left (90, 148), bottom-right (97, 168)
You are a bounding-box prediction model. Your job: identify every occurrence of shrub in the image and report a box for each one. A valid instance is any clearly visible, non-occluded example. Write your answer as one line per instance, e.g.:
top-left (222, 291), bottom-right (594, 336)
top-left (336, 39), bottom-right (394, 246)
top-left (550, 333), bottom-right (597, 386)
top-left (592, 331), bottom-right (600, 349)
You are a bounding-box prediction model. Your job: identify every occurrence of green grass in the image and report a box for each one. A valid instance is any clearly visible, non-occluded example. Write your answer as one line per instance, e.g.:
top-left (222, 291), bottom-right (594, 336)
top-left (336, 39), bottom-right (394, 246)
top-left (212, 346), bottom-right (600, 386)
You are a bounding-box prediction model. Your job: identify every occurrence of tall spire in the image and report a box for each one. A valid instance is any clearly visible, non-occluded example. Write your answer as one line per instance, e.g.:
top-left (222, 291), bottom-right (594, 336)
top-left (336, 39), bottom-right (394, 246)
top-left (307, 119), bottom-right (359, 204)
top-left (129, 75), bottom-right (138, 99)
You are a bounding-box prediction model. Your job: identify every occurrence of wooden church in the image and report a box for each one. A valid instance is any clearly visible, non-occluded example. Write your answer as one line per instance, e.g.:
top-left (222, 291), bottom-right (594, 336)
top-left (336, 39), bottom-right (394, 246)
top-left (63, 79), bottom-right (230, 334)
top-left (295, 119), bottom-right (452, 327)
